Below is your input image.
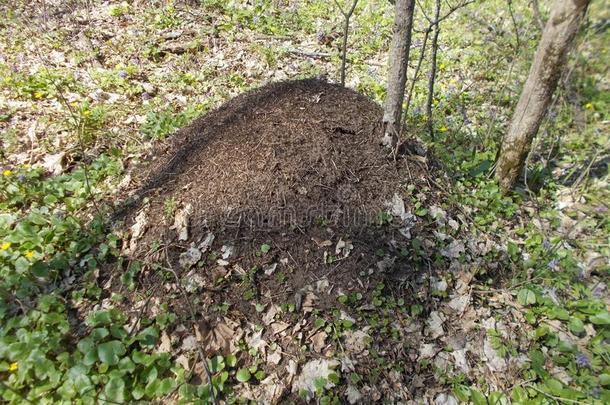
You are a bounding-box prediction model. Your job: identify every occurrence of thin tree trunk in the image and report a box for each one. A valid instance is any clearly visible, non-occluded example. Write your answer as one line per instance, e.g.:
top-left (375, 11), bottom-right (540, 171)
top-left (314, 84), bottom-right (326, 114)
top-left (495, 0), bottom-right (590, 191)
top-left (334, 0), bottom-right (359, 86)
top-left (426, 0), bottom-right (441, 140)
top-left (382, 0), bottom-right (416, 148)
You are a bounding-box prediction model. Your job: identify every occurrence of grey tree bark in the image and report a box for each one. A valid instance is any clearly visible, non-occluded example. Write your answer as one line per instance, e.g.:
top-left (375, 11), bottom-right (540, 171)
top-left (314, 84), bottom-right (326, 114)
top-left (495, 0), bottom-right (590, 191)
top-left (382, 0), bottom-right (416, 148)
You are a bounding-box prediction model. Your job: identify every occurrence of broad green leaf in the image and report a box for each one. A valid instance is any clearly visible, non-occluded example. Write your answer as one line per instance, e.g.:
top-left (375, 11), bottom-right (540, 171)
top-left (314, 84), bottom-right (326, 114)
top-left (30, 261), bottom-right (49, 278)
top-left (517, 288), bottom-right (536, 306)
top-left (236, 368), bottom-right (251, 383)
top-left (590, 311), bottom-right (610, 325)
top-left (104, 377), bottom-right (125, 403)
top-left (568, 317), bottom-right (585, 334)
top-left (226, 353), bottom-right (237, 368)
top-left (98, 340), bottom-right (126, 366)
top-left (471, 390), bottom-right (487, 405)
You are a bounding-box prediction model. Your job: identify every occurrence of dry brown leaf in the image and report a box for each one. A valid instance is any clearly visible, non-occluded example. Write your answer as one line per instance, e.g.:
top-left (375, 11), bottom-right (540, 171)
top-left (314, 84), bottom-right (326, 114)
top-left (310, 330), bottom-right (327, 353)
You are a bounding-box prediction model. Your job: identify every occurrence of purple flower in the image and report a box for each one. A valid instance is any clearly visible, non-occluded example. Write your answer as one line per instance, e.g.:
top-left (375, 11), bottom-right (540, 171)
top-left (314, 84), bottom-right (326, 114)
top-left (141, 92), bottom-right (152, 101)
top-left (118, 70), bottom-right (128, 79)
top-left (575, 353), bottom-right (590, 368)
top-left (590, 387), bottom-right (600, 398)
top-left (543, 239), bottom-right (551, 250)
top-left (547, 258), bottom-right (560, 270)
top-left (591, 283), bottom-right (606, 299)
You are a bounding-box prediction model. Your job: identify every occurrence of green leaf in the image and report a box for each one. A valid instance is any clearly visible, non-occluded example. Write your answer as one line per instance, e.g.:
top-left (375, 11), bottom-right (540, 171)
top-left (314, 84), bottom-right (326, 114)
top-left (544, 378), bottom-right (563, 395)
top-left (471, 389), bottom-right (487, 405)
top-left (30, 261), bottom-right (49, 278)
top-left (453, 384), bottom-right (471, 402)
top-left (600, 373), bottom-right (610, 386)
top-left (260, 244), bottom-right (271, 253)
top-left (98, 340), bottom-right (126, 366)
top-left (511, 386), bottom-right (528, 402)
top-left (589, 311), bottom-right (610, 325)
top-left (135, 326), bottom-right (159, 347)
top-left (517, 288), bottom-right (536, 306)
top-left (236, 368), bottom-right (251, 383)
top-left (104, 377), bottom-right (125, 403)
top-left (255, 370), bottom-right (266, 380)
top-left (568, 317), bottom-right (585, 334)
top-left (14, 256), bottom-right (30, 274)
top-left (226, 353), bottom-right (237, 368)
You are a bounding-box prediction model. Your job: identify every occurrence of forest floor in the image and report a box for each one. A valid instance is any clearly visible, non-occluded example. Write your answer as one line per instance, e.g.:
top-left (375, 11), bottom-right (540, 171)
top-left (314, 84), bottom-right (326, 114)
top-left (0, 1), bottom-right (608, 404)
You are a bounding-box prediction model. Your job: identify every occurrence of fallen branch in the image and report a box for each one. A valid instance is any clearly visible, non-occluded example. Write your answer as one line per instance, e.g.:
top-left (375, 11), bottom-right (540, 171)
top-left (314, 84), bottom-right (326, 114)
top-left (287, 49), bottom-right (331, 59)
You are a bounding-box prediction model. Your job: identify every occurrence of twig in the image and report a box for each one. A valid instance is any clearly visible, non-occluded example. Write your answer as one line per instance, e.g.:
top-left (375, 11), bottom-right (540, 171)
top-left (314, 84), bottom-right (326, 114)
top-left (425, 0), bottom-right (442, 140)
top-left (333, 0), bottom-right (359, 86)
top-left (163, 246), bottom-right (218, 405)
top-left (507, 0), bottom-right (521, 52)
top-left (404, 27), bottom-right (430, 118)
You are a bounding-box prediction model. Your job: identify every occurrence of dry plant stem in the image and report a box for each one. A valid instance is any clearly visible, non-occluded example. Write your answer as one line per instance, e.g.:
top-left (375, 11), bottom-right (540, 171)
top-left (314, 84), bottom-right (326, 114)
top-left (507, 0), bottom-right (521, 51)
top-left (333, 0), bottom-right (359, 86)
top-left (426, 0), bottom-right (441, 140)
top-left (163, 247), bottom-right (218, 405)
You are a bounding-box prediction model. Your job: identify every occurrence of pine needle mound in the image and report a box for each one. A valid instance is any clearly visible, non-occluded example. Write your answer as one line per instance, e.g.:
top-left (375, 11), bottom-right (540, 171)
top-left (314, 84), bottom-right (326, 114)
top-left (120, 79), bottom-right (438, 304)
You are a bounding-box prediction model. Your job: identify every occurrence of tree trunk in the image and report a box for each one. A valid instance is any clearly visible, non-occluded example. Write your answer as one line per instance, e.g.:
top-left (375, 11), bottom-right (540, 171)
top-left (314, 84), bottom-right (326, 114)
top-left (495, 0), bottom-right (590, 191)
top-left (382, 0), bottom-right (416, 148)
top-left (426, 0), bottom-right (441, 140)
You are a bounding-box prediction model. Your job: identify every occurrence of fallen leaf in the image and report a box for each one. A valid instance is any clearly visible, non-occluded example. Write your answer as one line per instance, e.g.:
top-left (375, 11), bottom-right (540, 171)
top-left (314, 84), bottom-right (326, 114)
top-left (42, 152), bottom-right (66, 175)
top-left (310, 330), bottom-right (327, 353)
top-left (346, 385), bottom-right (362, 404)
top-left (267, 350), bottom-right (282, 365)
top-left (263, 262), bottom-right (277, 275)
top-left (173, 204), bottom-right (192, 241)
top-left (221, 244), bottom-right (234, 259)
top-left (441, 239), bottom-right (465, 259)
top-left (302, 292), bottom-right (317, 313)
top-left (179, 245), bottom-right (202, 269)
top-left (292, 359), bottom-right (340, 400)
top-left (176, 354), bottom-right (189, 370)
top-left (158, 331), bottom-right (171, 353)
top-left (198, 232), bottom-right (215, 252)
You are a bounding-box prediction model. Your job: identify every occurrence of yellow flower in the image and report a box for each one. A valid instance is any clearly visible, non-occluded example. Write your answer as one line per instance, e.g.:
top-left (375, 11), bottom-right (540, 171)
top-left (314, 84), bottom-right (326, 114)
top-left (2, 169), bottom-right (11, 177)
top-left (9, 362), bottom-right (18, 372)
top-left (1, 242), bottom-right (11, 251)
top-left (584, 103), bottom-right (593, 110)
top-left (25, 251), bottom-right (34, 259)
top-left (34, 91), bottom-right (44, 99)
top-left (439, 126), bottom-right (448, 133)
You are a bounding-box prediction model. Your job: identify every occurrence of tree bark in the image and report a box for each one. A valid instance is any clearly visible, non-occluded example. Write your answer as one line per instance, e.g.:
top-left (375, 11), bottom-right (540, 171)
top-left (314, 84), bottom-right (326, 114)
top-left (382, 0), bottom-right (416, 148)
top-left (495, 0), bottom-right (590, 191)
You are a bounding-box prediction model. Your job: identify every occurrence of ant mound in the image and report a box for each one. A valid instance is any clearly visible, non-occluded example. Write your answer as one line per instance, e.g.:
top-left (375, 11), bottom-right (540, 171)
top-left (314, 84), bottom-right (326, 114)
top-left (122, 79), bottom-right (439, 313)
